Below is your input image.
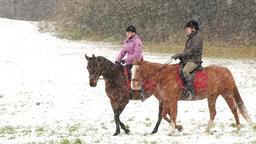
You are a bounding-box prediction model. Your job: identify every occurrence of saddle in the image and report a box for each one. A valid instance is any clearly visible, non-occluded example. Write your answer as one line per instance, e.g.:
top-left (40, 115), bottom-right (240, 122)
top-left (176, 62), bottom-right (208, 92)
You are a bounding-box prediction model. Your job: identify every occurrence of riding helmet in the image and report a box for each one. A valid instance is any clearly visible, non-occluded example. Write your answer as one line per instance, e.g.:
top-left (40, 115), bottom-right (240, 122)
top-left (185, 20), bottom-right (199, 30)
top-left (126, 25), bottom-right (136, 33)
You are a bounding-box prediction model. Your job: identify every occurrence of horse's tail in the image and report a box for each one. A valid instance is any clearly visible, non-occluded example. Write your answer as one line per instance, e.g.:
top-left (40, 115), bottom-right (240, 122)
top-left (233, 85), bottom-right (252, 124)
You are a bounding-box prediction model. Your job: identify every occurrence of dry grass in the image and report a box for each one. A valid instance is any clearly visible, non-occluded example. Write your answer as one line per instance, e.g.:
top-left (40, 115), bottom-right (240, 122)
top-left (38, 21), bottom-right (256, 59)
top-left (144, 42), bottom-right (256, 59)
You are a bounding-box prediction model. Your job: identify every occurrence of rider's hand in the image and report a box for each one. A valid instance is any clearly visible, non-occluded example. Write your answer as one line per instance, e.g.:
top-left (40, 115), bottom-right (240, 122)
top-left (120, 59), bottom-right (126, 65)
top-left (115, 61), bottom-right (121, 67)
top-left (172, 54), bottom-right (182, 60)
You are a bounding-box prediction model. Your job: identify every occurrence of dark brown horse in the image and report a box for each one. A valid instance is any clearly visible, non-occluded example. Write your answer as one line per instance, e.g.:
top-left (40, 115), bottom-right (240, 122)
top-left (131, 60), bottom-right (252, 135)
top-left (85, 54), bottom-right (163, 136)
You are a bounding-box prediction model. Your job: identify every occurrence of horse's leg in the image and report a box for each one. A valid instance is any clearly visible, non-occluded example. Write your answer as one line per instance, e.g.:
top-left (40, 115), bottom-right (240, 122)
top-left (168, 100), bottom-right (179, 135)
top-left (152, 101), bottom-right (163, 134)
top-left (111, 101), bottom-right (129, 136)
top-left (161, 101), bottom-right (171, 123)
top-left (118, 106), bottom-right (130, 134)
top-left (206, 96), bottom-right (218, 133)
top-left (222, 93), bottom-right (241, 131)
top-left (161, 100), bottom-right (183, 134)
top-left (113, 111), bottom-right (121, 136)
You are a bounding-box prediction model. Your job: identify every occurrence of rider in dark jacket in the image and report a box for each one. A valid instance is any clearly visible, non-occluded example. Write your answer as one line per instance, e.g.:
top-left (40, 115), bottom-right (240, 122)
top-left (172, 20), bottom-right (203, 99)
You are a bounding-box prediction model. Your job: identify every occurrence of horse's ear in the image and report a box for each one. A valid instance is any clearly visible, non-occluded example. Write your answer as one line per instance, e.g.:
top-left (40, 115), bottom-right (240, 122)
top-left (85, 54), bottom-right (90, 60)
top-left (92, 54), bottom-right (96, 58)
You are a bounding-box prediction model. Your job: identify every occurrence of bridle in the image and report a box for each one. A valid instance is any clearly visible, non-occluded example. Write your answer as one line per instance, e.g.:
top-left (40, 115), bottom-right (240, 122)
top-left (89, 59), bottom-right (103, 81)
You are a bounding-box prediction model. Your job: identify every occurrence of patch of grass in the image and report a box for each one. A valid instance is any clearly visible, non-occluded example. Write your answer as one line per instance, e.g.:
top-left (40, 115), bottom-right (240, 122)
top-left (252, 124), bottom-right (256, 131)
top-left (145, 117), bottom-right (151, 121)
top-left (21, 128), bottom-right (32, 136)
top-left (93, 139), bottom-right (101, 143)
top-left (214, 131), bottom-right (224, 139)
top-left (127, 117), bottom-right (135, 122)
top-left (36, 126), bottom-right (45, 136)
top-left (60, 138), bottom-right (70, 144)
top-left (68, 123), bottom-right (81, 134)
top-left (230, 123), bottom-right (237, 128)
top-left (198, 109), bottom-right (205, 112)
top-left (0, 125), bottom-right (16, 134)
top-left (144, 118), bottom-right (152, 127)
top-left (143, 121), bottom-right (151, 127)
top-left (74, 138), bottom-right (83, 144)
top-left (100, 122), bottom-right (107, 130)
top-left (142, 140), bottom-right (158, 144)
top-left (125, 125), bottom-right (130, 129)
top-left (144, 41), bottom-right (256, 59)
top-left (37, 21), bottom-right (57, 33)
top-left (59, 29), bottom-right (84, 40)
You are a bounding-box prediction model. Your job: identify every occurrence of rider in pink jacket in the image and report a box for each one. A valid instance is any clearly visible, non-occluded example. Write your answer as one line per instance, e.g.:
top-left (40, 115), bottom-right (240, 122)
top-left (115, 26), bottom-right (143, 65)
top-left (115, 25), bottom-right (145, 101)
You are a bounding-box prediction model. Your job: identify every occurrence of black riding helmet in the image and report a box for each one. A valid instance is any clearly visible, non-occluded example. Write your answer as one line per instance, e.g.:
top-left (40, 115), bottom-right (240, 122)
top-left (185, 20), bottom-right (199, 30)
top-left (126, 25), bottom-right (136, 33)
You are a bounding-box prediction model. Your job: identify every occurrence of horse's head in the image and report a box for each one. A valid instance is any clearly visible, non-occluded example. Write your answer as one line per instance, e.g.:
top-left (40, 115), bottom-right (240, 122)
top-left (131, 60), bottom-right (144, 90)
top-left (85, 54), bottom-right (102, 87)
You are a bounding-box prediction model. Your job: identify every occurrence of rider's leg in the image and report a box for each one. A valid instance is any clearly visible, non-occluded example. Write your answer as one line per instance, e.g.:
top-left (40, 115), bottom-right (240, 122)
top-left (185, 75), bottom-right (195, 98)
top-left (182, 62), bottom-right (197, 98)
top-left (129, 65), bottom-right (145, 101)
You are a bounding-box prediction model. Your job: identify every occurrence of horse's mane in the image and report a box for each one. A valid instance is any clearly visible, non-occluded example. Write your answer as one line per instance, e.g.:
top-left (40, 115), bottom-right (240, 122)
top-left (97, 56), bottom-right (114, 65)
top-left (96, 56), bottom-right (123, 78)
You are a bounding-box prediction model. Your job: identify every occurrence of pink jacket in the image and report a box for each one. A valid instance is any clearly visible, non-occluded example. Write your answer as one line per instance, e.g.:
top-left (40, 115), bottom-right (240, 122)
top-left (115, 35), bottom-right (143, 64)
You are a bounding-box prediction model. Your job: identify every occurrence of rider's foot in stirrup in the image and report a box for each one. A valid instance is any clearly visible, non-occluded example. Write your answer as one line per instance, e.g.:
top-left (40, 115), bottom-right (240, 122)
top-left (138, 90), bottom-right (145, 102)
top-left (129, 90), bottom-right (135, 98)
top-left (185, 90), bottom-right (193, 100)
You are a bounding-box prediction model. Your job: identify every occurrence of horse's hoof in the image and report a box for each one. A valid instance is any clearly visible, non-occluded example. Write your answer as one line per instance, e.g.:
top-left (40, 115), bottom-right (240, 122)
top-left (113, 130), bottom-right (120, 136)
top-left (124, 129), bottom-right (130, 134)
top-left (151, 129), bottom-right (158, 134)
top-left (176, 125), bottom-right (183, 132)
top-left (151, 130), bottom-right (157, 134)
top-left (168, 131), bottom-right (175, 136)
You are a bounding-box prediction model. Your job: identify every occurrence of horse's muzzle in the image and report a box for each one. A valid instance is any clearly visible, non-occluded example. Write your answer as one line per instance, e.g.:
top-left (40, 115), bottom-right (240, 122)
top-left (89, 79), bottom-right (97, 87)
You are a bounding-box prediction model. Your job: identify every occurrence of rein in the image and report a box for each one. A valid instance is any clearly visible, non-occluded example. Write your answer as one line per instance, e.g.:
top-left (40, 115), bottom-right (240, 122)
top-left (142, 58), bottom-right (174, 80)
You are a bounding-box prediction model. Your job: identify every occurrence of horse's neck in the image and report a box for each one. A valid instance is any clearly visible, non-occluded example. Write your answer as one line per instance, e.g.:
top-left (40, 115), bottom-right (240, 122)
top-left (102, 68), bottom-right (124, 88)
top-left (143, 62), bottom-right (176, 80)
top-left (95, 57), bottom-right (124, 86)
top-left (101, 63), bottom-right (122, 80)
top-left (102, 69), bottom-right (121, 79)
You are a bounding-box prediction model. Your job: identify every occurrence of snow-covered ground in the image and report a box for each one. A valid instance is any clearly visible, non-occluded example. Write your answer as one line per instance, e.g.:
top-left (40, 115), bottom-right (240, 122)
top-left (0, 18), bottom-right (255, 144)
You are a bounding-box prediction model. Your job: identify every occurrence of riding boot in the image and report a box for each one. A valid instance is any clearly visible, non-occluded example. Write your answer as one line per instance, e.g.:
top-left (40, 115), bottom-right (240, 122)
top-left (129, 89), bottom-right (145, 102)
top-left (184, 76), bottom-right (195, 100)
top-left (138, 89), bottom-right (145, 102)
top-left (129, 90), bottom-right (135, 98)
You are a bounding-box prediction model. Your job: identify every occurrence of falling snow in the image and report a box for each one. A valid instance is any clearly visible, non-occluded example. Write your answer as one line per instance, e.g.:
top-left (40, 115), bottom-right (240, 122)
top-left (0, 18), bottom-right (255, 144)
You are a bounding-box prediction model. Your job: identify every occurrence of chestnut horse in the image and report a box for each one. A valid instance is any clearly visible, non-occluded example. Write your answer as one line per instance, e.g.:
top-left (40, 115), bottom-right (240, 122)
top-left (131, 60), bottom-right (252, 135)
top-left (85, 54), bottom-right (163, 136)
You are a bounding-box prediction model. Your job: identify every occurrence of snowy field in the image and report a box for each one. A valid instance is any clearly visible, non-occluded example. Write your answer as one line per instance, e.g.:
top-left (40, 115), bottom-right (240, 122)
top-left (0, 18), bottom-right (255, 144)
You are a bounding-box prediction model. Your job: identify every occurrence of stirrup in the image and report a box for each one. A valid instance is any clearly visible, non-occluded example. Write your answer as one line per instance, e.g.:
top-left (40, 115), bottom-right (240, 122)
top-left (129, 90), bottom-right (135, 98)
top-left (138, 90), bottom-right (145, 102)
top-left (181, 89), bottom-right (194, 100)
top-left (185, 90), bottom-right (194, 100)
